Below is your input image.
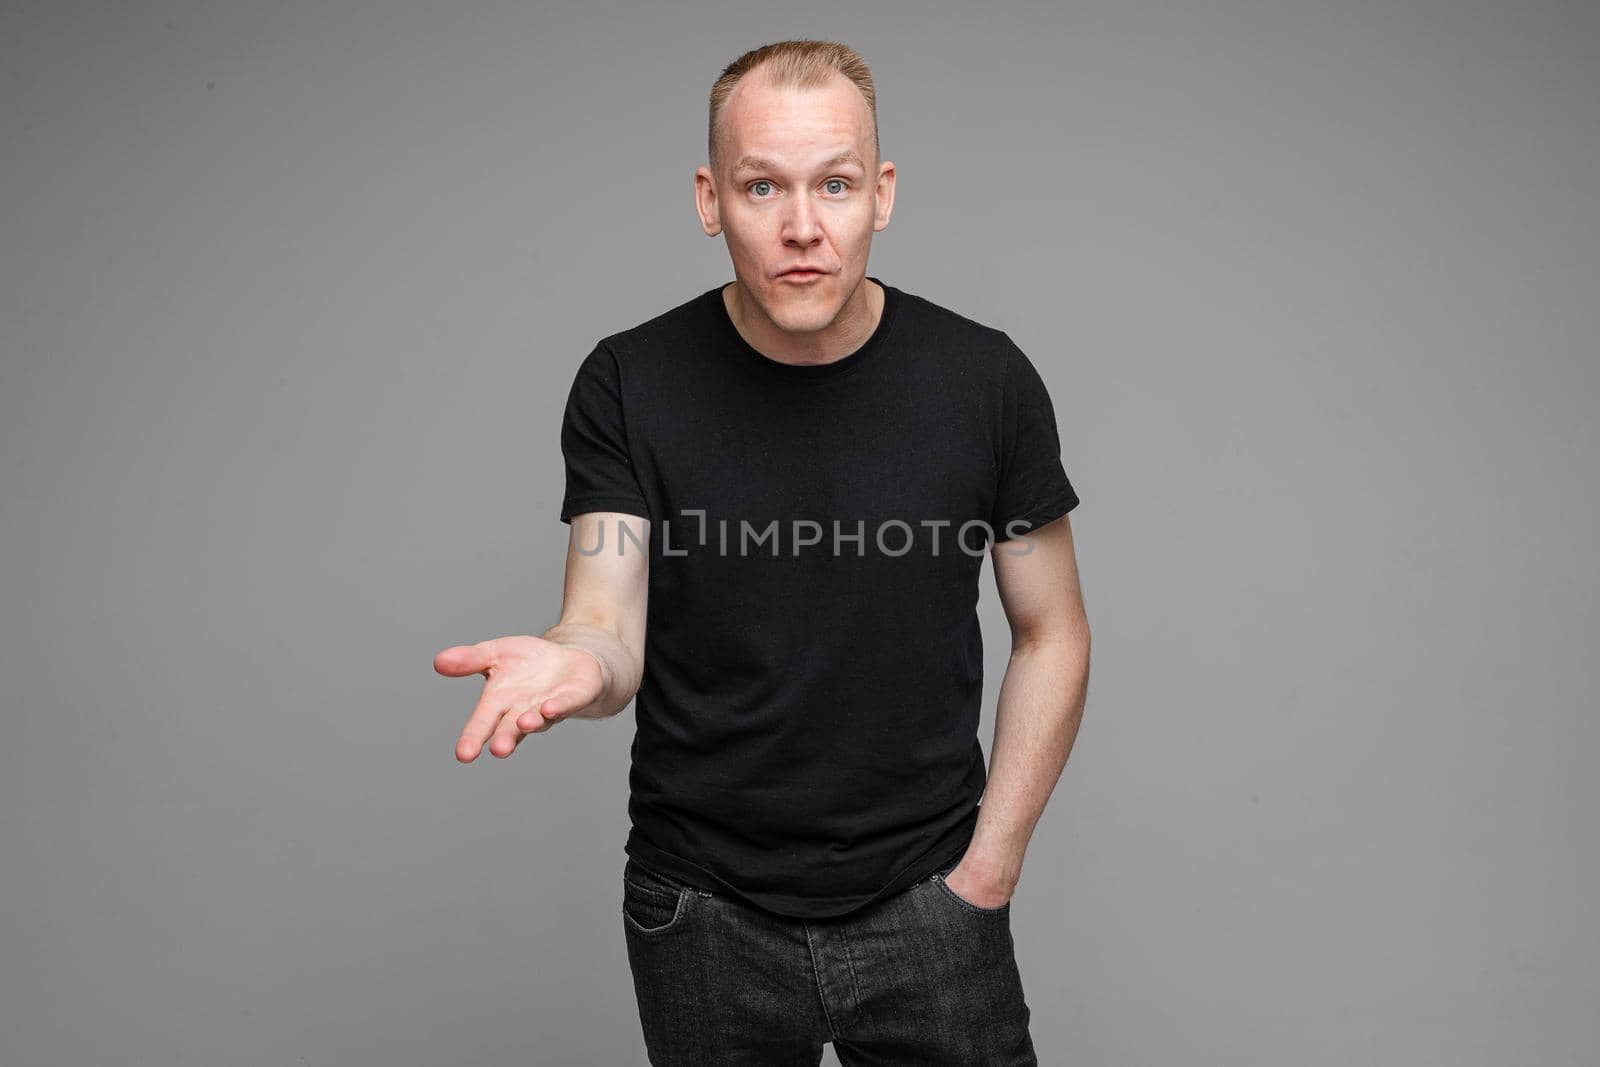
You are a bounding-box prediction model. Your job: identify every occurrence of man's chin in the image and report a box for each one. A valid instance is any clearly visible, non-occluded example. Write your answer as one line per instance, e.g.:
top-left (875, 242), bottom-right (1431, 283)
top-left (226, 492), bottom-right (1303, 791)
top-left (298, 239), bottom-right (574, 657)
top-left (755, 287), bottom-right (834, 322)
top-left (767, 304), bottom-right (839, 335)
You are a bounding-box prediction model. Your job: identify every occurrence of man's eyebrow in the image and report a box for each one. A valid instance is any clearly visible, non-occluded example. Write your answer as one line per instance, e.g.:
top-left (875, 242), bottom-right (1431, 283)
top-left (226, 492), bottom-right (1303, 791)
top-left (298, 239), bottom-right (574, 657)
top-left (731, 151), bottom-right (866, 178)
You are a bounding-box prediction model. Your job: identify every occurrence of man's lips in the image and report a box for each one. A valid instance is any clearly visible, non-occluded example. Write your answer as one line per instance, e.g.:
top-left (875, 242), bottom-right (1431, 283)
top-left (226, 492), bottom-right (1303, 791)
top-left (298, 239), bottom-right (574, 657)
top-left (778, 268), bottom-right (828, 278)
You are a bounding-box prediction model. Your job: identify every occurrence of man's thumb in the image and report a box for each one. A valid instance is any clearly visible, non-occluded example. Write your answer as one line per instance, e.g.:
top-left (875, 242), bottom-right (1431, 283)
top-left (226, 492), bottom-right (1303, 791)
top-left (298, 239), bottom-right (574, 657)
top-left (433, 643), bottom-right (493, 677)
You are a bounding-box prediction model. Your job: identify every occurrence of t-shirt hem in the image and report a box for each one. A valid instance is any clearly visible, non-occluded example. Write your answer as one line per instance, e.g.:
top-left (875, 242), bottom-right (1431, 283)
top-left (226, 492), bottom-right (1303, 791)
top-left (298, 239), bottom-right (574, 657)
top-left (560, 495), bottom-right (651, 523)
top-left (623, 804), bottom-right (982, 920)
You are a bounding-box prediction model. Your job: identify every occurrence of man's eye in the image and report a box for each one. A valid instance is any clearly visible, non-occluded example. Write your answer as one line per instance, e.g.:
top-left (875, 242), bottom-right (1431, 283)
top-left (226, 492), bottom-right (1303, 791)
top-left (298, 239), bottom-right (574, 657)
top-left (750, 180), bottom-right (774, 197)
top-left (824, 179), bottom-right (847, 195)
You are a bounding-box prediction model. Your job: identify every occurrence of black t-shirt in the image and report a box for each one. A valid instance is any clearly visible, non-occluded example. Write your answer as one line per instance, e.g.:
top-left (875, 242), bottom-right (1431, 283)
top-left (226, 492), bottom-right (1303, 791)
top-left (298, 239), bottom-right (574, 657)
top-left (558, 277), bottom-right (1080, 918)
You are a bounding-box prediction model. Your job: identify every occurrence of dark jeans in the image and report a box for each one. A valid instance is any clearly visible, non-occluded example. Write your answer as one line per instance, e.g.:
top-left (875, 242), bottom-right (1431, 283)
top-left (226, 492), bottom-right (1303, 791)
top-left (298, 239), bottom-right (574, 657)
top-left (622, 854), bottom-right (1038, 1065)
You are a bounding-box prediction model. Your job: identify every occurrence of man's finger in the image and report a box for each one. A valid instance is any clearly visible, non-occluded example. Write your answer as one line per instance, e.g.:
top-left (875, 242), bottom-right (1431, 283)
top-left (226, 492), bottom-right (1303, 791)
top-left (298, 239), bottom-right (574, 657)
top-left (456, 687), bottom-right (517, 763)
top-left (515, 703), bottom-right (555, 734)
top-left (488, 706), bottom-right (532, 758)
top-left (434, 640), bottom-right (498, 678)
top-left (517, 688), bottom-right (587, 732)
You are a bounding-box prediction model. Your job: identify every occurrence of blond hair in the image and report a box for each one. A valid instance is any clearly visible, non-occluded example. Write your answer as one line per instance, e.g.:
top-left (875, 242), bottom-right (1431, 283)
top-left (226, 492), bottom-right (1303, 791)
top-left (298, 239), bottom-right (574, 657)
top-left (708, 39), bottom-right (879, 175)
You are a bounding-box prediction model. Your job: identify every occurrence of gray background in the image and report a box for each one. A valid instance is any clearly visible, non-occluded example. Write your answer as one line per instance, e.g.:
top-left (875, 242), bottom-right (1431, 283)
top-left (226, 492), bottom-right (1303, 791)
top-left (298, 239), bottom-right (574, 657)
top-left (3, 1), bottom-right (1596, 1064)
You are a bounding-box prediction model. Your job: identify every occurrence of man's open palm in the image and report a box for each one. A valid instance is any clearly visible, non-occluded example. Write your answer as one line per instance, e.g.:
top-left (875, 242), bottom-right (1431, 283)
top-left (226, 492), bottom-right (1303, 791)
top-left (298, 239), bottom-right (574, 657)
top-left (435, 636), bottom-right (604, 762)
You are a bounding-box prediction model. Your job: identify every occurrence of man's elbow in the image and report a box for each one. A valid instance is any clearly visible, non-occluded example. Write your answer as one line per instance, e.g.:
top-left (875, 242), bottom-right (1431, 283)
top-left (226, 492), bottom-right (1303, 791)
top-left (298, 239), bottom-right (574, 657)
top-left (1010, 619), bottom-right (1090, 658)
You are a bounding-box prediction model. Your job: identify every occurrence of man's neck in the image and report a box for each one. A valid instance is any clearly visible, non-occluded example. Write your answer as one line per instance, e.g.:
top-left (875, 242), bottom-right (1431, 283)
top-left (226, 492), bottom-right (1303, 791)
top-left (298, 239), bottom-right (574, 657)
top-left (722, 277), bottom-right (883, 367)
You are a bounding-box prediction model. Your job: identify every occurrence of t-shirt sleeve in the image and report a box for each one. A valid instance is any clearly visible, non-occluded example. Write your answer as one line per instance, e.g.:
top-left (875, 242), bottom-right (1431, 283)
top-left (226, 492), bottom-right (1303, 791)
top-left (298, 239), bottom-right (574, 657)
top-left (989, 334), bottom-right (1081, 542)
top-left (558, 341), bottom-right (651, 523)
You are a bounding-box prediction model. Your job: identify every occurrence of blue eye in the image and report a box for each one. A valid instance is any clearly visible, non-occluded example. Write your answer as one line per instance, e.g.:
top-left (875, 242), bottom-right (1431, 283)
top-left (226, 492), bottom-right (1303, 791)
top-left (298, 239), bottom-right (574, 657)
top-left (750, 180), bottom-right (773, 197)
top-left (824, 179), bottom-right (846, 194)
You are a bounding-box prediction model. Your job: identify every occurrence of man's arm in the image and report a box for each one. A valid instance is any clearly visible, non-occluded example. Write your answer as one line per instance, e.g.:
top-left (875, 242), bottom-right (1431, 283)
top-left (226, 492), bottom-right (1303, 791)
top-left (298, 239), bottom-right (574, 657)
top-left (541, 511), bottom-right (650, 719)
top-left (437, 511), bottom-right (650, 761)
top-left (958, 512), bottom-right (1091, 901)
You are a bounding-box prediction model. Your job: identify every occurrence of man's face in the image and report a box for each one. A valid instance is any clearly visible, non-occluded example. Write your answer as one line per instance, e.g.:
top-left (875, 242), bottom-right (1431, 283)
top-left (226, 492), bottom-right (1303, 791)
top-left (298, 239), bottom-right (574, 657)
top-left (695, 70), bottom-right (895, 333)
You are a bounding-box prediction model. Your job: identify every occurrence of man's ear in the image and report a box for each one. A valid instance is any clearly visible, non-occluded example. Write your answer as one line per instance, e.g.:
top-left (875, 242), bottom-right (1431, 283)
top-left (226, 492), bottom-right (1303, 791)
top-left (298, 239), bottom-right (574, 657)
top-left (873, 161), bottom-right (896, 232)
top-left (694, 166), bottom-right (723, 237)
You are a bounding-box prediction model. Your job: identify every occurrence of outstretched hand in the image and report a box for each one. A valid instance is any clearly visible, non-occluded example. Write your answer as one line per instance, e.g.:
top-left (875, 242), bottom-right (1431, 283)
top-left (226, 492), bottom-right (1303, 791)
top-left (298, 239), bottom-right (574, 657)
top-left (435, 635), bottom-right (605, 762)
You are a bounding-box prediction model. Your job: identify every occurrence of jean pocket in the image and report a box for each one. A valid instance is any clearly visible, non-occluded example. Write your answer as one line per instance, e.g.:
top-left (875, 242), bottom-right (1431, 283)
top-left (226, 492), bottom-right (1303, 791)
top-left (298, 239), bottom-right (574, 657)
top-left (931, 859), bottom-right (1011, 916)
top-left (622, 859), bottom-right (690, 937)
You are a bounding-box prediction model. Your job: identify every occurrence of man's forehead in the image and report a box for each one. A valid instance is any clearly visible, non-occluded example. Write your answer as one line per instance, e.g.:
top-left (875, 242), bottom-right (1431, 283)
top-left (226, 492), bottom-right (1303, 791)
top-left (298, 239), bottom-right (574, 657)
top-left (730, 148), bottom-right (867, 177)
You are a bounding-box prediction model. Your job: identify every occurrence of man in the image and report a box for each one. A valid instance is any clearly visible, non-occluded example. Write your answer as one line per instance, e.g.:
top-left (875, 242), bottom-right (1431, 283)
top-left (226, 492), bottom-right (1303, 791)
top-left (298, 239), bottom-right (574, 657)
top-left (435, 39), bottom-right (1090, 1066)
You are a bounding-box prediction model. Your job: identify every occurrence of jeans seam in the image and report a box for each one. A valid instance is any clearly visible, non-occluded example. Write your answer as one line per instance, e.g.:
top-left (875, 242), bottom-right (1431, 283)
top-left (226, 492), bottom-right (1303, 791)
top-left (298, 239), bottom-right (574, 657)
top-left (803, 922), bottom-right (840, 1039)
top-left (622, 886), bottom-right (688, 936)
top-left (838, 922), bottom-right (866, 1031)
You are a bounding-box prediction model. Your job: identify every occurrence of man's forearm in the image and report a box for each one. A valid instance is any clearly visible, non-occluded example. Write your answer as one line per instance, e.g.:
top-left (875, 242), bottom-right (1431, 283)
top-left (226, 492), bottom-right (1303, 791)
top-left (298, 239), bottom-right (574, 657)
top-left (540, 622), bottom-right (642, 719)
top-left (965, 633), bottom-right (1090, 893)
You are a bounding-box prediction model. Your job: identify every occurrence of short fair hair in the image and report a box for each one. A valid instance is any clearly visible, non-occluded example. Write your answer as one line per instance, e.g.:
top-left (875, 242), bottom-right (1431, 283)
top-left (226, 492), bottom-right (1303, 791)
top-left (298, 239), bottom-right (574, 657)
top-left (708, 39), bottom-right (879, 177)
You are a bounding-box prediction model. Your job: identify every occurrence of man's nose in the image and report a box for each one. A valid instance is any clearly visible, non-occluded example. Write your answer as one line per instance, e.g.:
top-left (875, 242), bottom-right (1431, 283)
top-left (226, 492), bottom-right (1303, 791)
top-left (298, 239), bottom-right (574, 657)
top-left (781, 193), bottom-right (822, 245)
